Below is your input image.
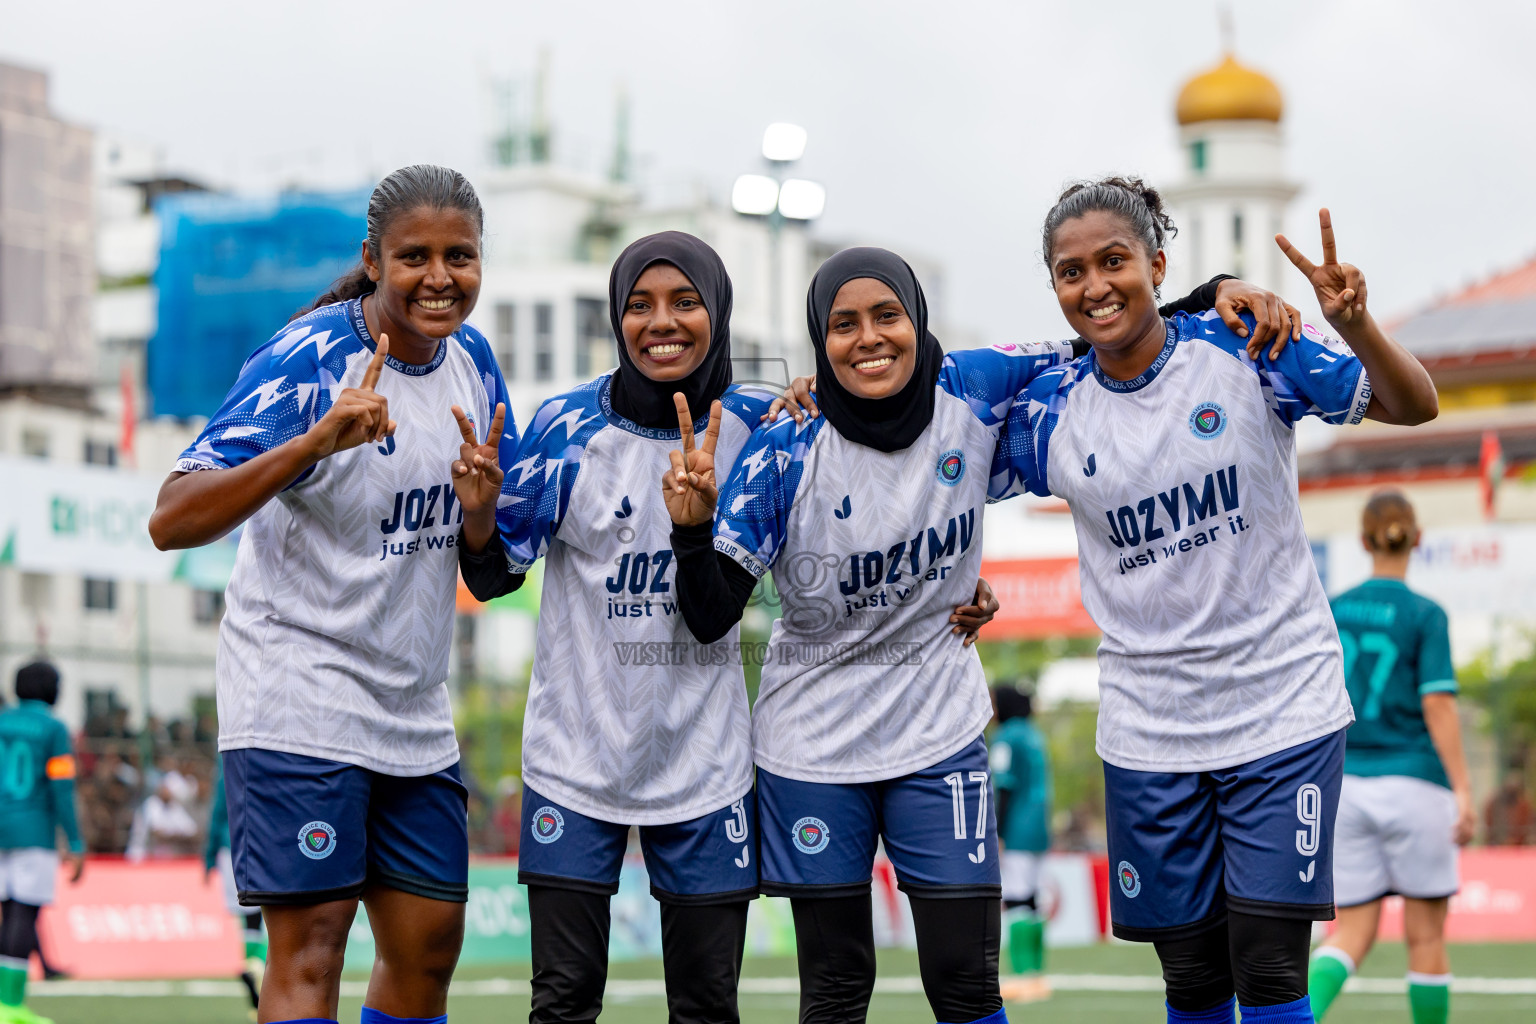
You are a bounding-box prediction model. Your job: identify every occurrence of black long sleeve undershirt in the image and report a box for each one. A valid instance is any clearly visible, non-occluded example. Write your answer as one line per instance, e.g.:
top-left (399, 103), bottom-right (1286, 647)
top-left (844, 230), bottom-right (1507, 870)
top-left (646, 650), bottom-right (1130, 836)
top-left (457, 528), bottom-right (527, 601)
top-left (669, 275), bottom-right (1237, 642)
top-left (671, 519), bottom-right (758, 644)
top-left (1069, 274), bottom-right (1235, 357)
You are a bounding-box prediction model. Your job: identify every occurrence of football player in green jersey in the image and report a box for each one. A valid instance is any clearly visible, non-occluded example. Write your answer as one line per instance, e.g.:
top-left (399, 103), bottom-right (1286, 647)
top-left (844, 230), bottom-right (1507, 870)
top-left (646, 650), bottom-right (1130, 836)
top-left (1309, 492), bottom-right (1474, 1024)
top-left (0, 662), bottom-right (84, 1024)
top-left (989, 685), bottom-right (1052, 1004)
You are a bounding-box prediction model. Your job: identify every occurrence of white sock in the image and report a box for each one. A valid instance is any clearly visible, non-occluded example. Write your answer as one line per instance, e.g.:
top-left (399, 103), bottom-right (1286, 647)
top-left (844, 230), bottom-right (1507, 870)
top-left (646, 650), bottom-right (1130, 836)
top-left (1314, 945), bottom-right (1356, 974)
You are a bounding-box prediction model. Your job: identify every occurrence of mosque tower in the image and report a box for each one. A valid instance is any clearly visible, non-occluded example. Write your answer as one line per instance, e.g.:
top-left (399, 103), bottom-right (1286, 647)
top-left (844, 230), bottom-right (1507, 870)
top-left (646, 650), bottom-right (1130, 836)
top-left (1162, 34), bottom-right (1299, 301)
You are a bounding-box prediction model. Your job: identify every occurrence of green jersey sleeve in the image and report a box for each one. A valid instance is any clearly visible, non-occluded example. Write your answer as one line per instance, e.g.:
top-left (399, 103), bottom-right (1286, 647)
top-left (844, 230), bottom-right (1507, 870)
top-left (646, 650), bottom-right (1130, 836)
top-left (46, 722), bottom-right (83, 854)
top-left (1417, 604), bottom-right (1456, 695)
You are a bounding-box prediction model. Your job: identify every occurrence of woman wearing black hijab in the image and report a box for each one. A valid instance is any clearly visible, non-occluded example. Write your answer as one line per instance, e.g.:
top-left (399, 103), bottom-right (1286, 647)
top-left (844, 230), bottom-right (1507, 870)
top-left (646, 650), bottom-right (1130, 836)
top-left (663, 248), bottom-right (1284, 1023)
top-left (460, 231), bottom-right (779, 1024)
top-left (659, 246), bottom-right (1074, 1024)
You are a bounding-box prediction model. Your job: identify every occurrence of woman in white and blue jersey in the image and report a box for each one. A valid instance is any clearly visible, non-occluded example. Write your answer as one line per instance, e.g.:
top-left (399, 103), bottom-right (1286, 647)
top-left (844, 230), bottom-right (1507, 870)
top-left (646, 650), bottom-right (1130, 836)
top-left (993, 178), bottom-right (1439, 1024)
top-left (149, 165), bottom-right (516, 1024)
top-left (458, 232), bottom-right (779, 1024)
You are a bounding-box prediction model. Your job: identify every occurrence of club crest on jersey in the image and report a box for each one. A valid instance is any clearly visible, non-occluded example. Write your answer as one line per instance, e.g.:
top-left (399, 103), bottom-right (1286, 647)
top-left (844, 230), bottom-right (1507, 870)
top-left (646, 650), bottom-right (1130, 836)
top-left (936, 449), bottom-right (966, 487)
top-left (792, 816), bottom-right (831, 855)
top-left (1188, 402), bottom-right (1227, 440)
top-left (298, 820), bottom-right (338, 860)
top-left (377, 435), bottom-right (397, 456)
top-left (1117, 860), bottom-right (1141, 898)
top-left (531, 806), bottom-right (565, 845)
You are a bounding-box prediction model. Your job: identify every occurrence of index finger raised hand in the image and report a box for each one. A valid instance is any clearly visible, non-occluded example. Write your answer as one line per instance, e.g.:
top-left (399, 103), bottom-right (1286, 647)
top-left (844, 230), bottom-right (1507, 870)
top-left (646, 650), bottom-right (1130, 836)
top-left (700, 400), bottom-right (722, 458)
top-left (1274, 234), bottom-right (1316, 278)
top-left (361, 333), bottom-right (389, 391)
top-left (1318, 208), bottom-right (1337, 265)
top-left (452, 405), bottom-right (477, 445)
top-left (486, 402), bottom-right (506, 446)
top-left (674, 393), bottom-right (696, 457)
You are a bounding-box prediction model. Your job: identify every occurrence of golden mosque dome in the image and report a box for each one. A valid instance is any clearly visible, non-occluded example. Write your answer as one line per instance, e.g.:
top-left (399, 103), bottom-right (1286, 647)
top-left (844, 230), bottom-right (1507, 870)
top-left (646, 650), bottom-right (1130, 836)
top-left (1176, 54), bottom-right (1283, 125)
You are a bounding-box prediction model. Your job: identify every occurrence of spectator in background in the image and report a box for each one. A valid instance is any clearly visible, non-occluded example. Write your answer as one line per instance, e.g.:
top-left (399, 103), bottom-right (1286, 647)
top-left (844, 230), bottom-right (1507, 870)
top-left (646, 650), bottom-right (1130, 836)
top-left (81, 753), bottom-right (136, 853)
top-left (126, 776), bottom-right (199, 859)
top-left (1484, 768), bottom-right (1534, 846)
top-left (990, 684), bottom-right (1053, 1002)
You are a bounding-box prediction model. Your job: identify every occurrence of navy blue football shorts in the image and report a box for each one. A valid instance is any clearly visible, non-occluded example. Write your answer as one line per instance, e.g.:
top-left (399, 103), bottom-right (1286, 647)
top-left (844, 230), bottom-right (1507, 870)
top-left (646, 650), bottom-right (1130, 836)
top-left (1103, 728), bottom-right (1346, 941)
top-left (516, 785), bottom-right (758, 905)
top-left (756, 736), bottom-right (1001, 899)
top-left (223, 747), bottom-right (469, 906)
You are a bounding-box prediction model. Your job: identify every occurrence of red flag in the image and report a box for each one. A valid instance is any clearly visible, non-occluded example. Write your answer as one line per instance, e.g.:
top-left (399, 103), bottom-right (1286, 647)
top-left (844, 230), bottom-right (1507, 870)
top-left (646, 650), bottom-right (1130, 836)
top-left (1479, 431), bottom-right (1505, 521)
top-left (119, 363), bottom-right (137, 468)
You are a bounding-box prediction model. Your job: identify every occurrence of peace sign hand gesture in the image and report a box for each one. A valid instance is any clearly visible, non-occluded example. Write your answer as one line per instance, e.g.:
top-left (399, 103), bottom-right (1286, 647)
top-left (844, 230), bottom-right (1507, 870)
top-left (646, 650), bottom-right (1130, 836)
top-left (1276, 208), bottom-right (1370, 329)
top-left (451, 402), bottom-right (508, 514)
top-left (661, 394), bottom-right (722, 527)
top-left (306, 333), bottom-right (397, 459)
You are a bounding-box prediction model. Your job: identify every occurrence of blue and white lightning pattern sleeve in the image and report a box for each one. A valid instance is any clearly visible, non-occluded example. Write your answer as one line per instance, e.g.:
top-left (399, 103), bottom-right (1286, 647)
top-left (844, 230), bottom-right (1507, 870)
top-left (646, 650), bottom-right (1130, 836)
top-left (176, 317), bottom-right (355, 483)
top-left (1182, 310), bottom-right (1372, 426)
top-left (712, 415), bottom-right (827, 580)
top-left (938, 340), bottom-right (1074, 429)
top-left (495, 380), bottom-right (607, 573)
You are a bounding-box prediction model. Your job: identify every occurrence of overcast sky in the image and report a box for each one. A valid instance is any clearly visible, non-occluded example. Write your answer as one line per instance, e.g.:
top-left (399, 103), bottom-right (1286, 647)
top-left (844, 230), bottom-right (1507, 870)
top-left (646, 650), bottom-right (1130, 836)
top-left (7, 0), bottom-right (1535, 346)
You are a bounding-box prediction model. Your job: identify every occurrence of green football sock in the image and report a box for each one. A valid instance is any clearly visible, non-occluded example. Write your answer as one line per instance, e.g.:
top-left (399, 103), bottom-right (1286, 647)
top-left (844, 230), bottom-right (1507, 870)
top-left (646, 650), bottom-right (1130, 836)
top-left (0, 960), bottom-right (28, 1007)
top-left (1307, 946), bottom-right (1354, 1021)
top-left (1007, 914), bottom-right (1045, 974)
top-left (1408, 972), bottom-right (1451, 1024)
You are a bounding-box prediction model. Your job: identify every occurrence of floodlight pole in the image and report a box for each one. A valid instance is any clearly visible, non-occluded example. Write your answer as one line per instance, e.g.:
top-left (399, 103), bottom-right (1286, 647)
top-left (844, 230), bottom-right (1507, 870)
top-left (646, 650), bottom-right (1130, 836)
top-left (768, 193), bottom-right (785, 365)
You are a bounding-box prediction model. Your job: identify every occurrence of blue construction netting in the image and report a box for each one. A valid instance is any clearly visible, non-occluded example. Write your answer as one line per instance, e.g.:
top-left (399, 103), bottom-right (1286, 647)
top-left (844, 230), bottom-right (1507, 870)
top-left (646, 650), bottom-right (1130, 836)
top-left (149, 188), bottom-right (369, 419)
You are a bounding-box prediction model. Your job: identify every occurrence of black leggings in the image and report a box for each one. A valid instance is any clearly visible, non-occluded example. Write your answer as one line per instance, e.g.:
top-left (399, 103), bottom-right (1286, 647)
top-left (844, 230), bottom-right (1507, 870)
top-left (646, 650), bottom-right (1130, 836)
top-left (527, 886), bottom-right (748, 1024)
top-left (1154, 911), bottom-right (1311, 1011)
top-left (792, 893), bottom-right (1001, 1024)
top-left (0, 900), bottom-right (40, 961)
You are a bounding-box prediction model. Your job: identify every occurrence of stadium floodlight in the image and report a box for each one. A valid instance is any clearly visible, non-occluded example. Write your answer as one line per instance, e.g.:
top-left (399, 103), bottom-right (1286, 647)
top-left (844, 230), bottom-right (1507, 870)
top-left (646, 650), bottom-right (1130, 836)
top-left (776, 179), bottom-right (826, 221)
top-left (731, 174), bottom-right (780, 216)
top-left (761, 123), bottom-right (808, 163)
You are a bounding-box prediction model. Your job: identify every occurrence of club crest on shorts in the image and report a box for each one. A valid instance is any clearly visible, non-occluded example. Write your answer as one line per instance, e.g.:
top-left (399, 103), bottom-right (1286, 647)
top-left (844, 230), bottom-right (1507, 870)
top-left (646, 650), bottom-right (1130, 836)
top-left (936, 448), bottom-right (966, 487)
top-left (1117, 860), bottom-right (1142, 898)
top-left (531, 806), bottom-right (565, 845)
top-left (298, 820), bottom-right (338, 860)
top-left (792, 816), bottom-right (830, 855)
top-left (1188, 401), bottom-right (1227, 440)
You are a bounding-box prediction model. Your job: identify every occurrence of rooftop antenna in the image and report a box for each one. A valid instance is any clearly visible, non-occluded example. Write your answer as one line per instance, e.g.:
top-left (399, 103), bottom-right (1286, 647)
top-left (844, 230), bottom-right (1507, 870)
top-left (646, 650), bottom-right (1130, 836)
top-left (609, 84), bottom-right (631, 184)
top-left (489, 77), bottom-right (520, 168)
top-left (530, 48), bottom-right (551, 164)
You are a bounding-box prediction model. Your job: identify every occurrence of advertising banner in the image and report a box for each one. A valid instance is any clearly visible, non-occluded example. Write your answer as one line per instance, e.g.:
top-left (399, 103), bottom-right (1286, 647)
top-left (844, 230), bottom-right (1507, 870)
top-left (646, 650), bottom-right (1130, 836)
top-left (38, 859), bottom-right (243, 980)
top-left (0, 456), bottom-right (240, 587)
top-left (978, 557), bottom-right (1099, 640)
top-left (1353, 848), bottom-right (1536, 943)
top-left (1321, 522), bottom-right (1536, 611)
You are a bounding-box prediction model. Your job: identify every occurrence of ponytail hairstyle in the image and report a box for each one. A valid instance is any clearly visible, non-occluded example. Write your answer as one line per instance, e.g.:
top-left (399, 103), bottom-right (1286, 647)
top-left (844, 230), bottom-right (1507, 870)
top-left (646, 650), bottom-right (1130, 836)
top-left (1041, 176), bottom-right (1178, 297)
top-left (1361, 489), bottom-right (1419, 554)
top-left (292, 164), bottom-right (485, 321)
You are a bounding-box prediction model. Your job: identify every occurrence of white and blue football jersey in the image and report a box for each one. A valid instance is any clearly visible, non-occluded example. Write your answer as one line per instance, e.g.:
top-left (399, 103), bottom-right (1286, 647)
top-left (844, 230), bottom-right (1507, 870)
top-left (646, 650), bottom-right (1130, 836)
top-left (713, 341), bottom-right (1073, 785)
top-left (175, 299), bottom-right (516, 776)
top-left (498, 375), bottom-right (776, 825)
top-left (993, 312), bottom-right (1365, 773)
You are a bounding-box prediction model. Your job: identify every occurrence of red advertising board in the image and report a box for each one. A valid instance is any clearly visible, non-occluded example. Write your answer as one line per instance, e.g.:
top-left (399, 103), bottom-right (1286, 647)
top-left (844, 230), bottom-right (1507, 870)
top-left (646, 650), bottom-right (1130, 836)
top-left (38, 858), bottom-right (243, 979)
top-left (1362, 848), bottom-right (1536, 942)
top-left (979, 558), bottom-right (1099, 640)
